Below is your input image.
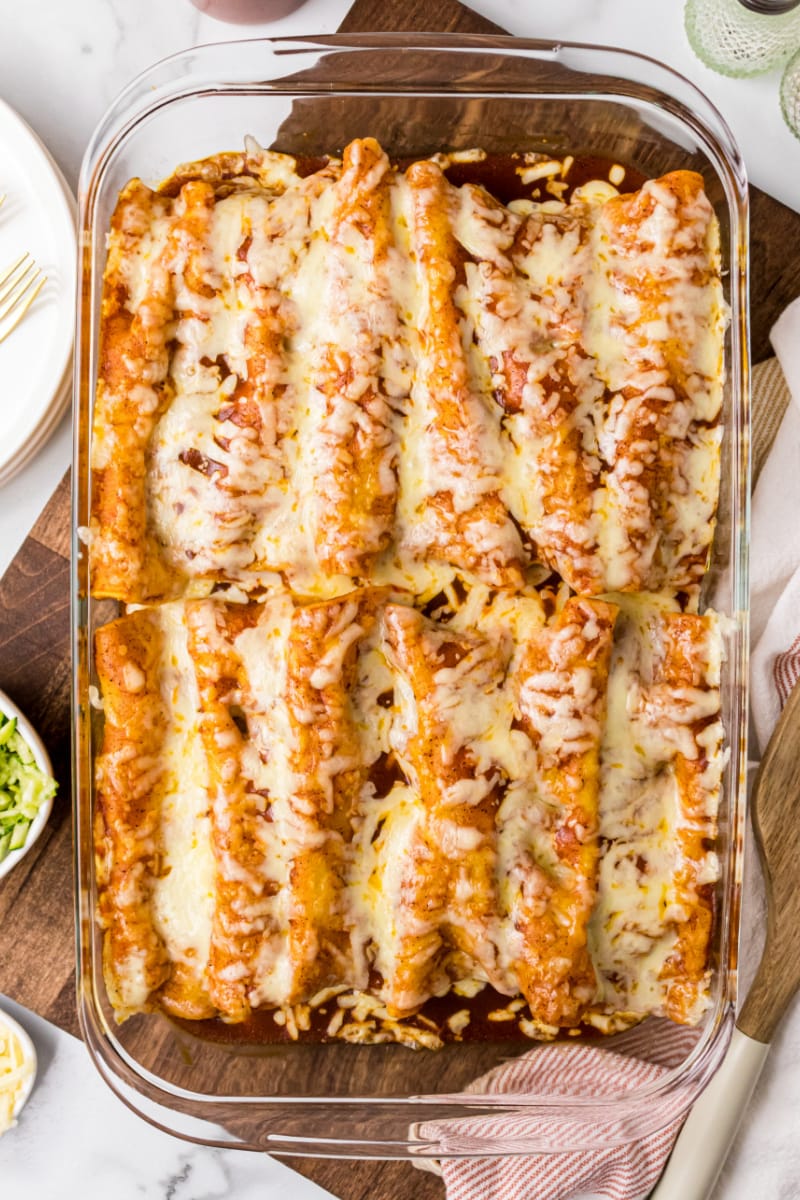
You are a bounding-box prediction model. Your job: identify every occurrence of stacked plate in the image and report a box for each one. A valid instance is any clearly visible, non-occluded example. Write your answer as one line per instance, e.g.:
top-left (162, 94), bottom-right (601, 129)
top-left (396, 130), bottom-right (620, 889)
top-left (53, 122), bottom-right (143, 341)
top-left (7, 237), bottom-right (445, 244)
top-left (0, 99), bottom-right (75, 488)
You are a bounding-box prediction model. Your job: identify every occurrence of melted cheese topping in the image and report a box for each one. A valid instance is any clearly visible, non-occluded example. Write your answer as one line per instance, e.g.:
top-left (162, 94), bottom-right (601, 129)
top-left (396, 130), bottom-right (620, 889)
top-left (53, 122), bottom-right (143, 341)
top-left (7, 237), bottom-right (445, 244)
top-left (92, 142), bottom-right (727, 1042)
top-left (588, 596), bottom-right (723, 1023)
top-left (150, 606), bottom-right (215, 976)
top-left (94, 585), bottom-right (724, 1027)
top-left (92, 145), bottom-right (724, 603)
top-left (95, 586), bottom-right (721, 1031)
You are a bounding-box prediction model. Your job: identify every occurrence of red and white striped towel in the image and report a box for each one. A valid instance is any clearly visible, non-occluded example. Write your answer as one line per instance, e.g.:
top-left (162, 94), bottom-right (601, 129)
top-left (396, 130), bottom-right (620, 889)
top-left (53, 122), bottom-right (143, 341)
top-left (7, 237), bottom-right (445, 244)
top-left (417, 1023), bottom-right (700, 1200)
top-left (750, 297), bottom-right (800, 753)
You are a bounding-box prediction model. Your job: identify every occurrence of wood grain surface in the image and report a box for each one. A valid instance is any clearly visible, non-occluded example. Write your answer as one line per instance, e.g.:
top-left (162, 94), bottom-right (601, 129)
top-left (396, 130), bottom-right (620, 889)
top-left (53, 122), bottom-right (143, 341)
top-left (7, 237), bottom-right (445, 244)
top-left (0, 1), bottom-right (798, 1198)
top-left (738, 676), bottom-right (800, 1044)
top-left (0, 472), bottom-right (75, 1034)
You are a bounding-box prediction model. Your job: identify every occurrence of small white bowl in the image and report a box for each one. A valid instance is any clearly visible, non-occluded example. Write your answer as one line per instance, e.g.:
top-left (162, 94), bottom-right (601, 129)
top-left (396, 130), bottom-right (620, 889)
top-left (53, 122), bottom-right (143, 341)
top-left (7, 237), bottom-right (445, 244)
top-left (0, 690), bottom-right (55, 881)
top-left (0, 1006), bottom-right (37, 1129)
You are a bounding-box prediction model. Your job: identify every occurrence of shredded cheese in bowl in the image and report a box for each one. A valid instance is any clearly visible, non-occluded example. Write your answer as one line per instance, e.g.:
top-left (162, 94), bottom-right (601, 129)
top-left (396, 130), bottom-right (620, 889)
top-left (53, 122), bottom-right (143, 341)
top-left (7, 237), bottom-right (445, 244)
top-left (0, 1010), bottom-right (36, 1136)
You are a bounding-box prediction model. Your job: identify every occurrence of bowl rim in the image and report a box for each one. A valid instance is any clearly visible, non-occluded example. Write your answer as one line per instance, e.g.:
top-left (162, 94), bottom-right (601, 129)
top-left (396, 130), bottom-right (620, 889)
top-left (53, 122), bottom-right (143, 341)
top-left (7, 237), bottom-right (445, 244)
top-left (0, 690), bottom-right (55, 881)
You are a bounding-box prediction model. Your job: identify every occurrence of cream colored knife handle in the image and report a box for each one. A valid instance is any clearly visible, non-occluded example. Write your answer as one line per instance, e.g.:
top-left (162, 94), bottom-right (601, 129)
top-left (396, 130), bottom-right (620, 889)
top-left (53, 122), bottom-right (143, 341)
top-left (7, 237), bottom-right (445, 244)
top-left (649, 1027), bottom-right (770, 1200)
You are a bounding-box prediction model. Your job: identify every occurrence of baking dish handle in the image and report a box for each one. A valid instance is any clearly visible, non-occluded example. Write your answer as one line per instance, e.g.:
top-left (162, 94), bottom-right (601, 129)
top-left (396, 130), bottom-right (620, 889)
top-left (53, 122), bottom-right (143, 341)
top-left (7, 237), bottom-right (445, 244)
top-left (649, 1026), bottom-right (769, 1200)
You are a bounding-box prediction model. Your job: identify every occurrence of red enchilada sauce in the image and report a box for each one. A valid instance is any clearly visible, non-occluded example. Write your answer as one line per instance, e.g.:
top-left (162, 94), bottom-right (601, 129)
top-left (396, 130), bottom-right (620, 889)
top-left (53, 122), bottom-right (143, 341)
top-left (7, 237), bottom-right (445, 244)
top-left (158, 149), bottom-right (647, 206)
top-left (291, 150), bottom-right (648, 203)
top-left (173, 984), bottom-right (593, 1048)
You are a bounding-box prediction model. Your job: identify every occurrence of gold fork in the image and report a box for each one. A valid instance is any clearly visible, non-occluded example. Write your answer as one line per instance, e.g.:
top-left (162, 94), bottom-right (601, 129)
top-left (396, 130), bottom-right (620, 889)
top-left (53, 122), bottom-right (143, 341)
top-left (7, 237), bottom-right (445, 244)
top-left (0, 252), bottom-right (47, 344)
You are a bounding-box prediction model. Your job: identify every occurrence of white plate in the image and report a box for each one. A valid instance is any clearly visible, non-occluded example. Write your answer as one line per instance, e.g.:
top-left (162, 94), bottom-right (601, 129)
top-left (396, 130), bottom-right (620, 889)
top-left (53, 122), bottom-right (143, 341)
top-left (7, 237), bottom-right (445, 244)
top-left (0, 367), bottom-right (71, 489)
top-left (0, 99), bottom-right (75, 481)
top-left (0, 690), bottom-right (55, 881)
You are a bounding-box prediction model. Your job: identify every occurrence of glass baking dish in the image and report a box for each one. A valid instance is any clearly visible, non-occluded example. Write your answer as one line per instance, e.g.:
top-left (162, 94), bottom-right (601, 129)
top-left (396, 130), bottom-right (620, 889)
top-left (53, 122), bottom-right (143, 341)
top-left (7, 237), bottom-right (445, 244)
top-left (71, 34), bottom-right (750, 1159)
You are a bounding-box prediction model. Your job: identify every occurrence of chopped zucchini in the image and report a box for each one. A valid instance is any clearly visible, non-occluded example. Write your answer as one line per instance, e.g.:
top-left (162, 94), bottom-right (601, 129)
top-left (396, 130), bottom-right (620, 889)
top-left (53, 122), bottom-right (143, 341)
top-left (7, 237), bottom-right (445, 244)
top-left (9, 818), bottom-right (30, 851)
top-left (0, 710), bottom-right (56, 863)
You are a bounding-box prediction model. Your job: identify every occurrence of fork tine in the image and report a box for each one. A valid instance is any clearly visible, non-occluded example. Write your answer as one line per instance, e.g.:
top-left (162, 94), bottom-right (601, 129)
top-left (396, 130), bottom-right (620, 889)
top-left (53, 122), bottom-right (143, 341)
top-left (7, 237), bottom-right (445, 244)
top-left (0, 260), bottom-right (33, 305)
top-left (0, 252), bottom-right (29, 292)
top-left (0, 261), bottom-right (36, 309)
top-left (0, 272), bottom-right (46, 344)
top-left (0, 265), bottom-right (39, 321)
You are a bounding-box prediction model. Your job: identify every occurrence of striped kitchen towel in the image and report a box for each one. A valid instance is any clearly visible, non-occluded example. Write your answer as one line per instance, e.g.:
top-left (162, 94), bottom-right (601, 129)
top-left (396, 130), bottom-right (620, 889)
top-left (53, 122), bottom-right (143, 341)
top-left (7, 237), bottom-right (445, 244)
top-left (415, 1021), bottom-right (700, 1200)
top-left (750, 297), bottom-right (800, 753)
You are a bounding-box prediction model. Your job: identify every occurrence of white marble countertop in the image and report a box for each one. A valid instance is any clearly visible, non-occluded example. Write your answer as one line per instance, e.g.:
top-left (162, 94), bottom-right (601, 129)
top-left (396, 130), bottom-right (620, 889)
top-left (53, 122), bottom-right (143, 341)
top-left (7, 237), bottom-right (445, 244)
top-left (0, 2), bottom-right (798, 1197)
top-left (0, 995), bottom-right (337, 1200)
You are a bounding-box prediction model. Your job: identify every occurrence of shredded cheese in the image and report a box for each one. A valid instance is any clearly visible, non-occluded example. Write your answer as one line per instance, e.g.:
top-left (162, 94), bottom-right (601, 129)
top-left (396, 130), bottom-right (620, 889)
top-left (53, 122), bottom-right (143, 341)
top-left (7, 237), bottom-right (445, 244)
top-left (0, 1016), bottom-right (35, 1136)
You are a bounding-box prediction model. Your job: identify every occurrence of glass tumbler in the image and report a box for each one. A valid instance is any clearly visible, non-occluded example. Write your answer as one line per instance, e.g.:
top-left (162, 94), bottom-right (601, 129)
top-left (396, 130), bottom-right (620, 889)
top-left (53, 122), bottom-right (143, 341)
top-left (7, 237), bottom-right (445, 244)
top-left (685, 0), bottom-right (800, 76)
top-left (781, 46), bottom-right (800, 134)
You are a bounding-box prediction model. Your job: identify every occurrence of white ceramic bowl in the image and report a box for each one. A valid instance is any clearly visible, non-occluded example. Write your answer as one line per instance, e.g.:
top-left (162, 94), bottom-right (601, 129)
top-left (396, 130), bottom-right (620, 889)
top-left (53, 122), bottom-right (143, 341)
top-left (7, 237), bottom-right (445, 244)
top-left (0, 690), bottom-right (55, 881)
top-left (0, 1006), bottom-right (37, 1127)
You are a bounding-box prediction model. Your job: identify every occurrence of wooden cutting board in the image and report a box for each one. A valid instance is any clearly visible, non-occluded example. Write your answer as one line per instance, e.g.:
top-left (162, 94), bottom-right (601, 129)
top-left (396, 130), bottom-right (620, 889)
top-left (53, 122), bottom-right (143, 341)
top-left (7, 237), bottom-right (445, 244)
top-left (1, 2), bottom-right (798, 1197)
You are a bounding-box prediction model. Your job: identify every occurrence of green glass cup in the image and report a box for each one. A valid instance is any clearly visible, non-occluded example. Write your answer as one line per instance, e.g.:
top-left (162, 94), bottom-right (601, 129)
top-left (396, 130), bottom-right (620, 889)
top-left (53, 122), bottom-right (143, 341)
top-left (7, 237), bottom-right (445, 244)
top-left (685, 0), bottom-right (800, 77)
